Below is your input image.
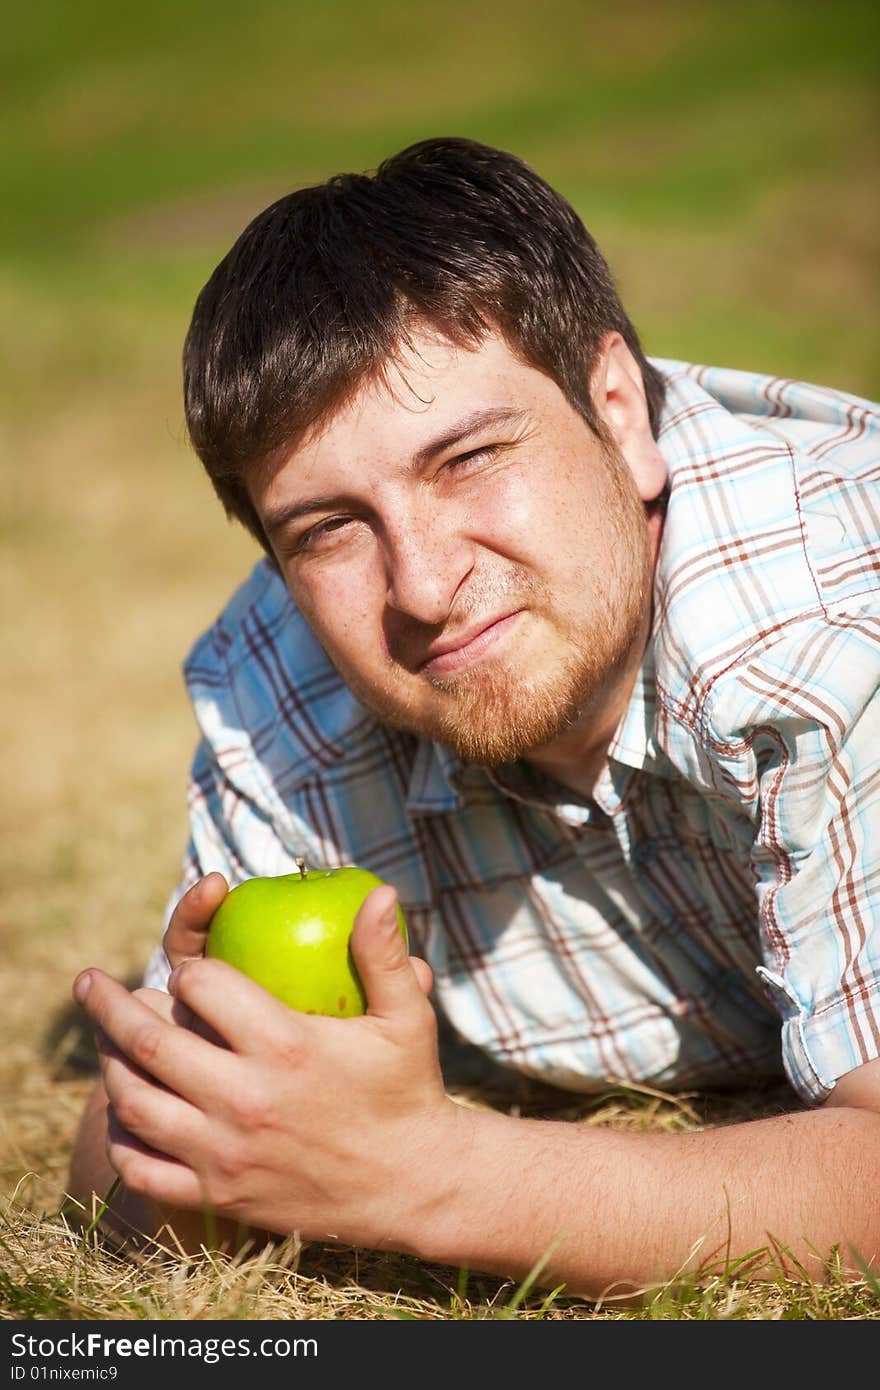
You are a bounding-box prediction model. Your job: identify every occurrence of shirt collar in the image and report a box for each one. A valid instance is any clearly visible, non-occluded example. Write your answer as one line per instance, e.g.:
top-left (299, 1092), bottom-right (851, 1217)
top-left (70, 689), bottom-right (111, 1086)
top-left (606, 636), bottom-right (661, 775)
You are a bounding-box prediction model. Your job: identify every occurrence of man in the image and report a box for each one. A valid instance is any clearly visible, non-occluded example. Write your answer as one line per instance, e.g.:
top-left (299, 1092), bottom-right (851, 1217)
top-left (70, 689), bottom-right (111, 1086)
top-left (68, 137), bottom-right (880, 1299)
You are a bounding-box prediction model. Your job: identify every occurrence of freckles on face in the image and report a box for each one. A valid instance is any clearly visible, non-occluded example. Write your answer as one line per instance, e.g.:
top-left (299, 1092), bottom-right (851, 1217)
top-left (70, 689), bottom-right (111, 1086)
top-left (290, 547), bottom-right (395, 670)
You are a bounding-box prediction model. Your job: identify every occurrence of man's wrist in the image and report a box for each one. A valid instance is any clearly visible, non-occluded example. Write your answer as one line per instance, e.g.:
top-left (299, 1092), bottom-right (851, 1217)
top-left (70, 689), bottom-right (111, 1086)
top-left (388, 1099), bottom-right (562, 1280)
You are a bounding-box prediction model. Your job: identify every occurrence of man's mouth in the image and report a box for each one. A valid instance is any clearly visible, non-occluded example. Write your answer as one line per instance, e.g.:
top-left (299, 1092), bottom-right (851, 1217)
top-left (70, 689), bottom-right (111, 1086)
top-left (418, 610), bottom-right (524, 676)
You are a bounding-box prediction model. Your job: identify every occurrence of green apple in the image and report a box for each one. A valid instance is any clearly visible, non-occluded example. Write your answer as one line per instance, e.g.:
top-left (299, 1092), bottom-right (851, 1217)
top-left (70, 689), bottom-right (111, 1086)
top-left (205, 860), bottom-right (408, 1017)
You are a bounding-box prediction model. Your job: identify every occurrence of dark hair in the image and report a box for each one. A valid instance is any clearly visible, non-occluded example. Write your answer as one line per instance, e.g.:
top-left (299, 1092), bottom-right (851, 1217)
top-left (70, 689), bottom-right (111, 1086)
top-left (183, 136), bottom-right (667, 551)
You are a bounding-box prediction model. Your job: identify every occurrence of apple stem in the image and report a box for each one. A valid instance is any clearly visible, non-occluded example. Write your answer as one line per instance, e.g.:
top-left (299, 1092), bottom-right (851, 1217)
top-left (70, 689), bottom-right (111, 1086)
top-left (295, 857), bottom-right (308, 879)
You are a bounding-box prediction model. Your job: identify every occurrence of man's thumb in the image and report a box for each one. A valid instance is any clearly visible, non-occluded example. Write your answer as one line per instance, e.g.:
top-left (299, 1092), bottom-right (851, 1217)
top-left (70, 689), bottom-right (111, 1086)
top-left (350, 884), bottom-right (418, 1017)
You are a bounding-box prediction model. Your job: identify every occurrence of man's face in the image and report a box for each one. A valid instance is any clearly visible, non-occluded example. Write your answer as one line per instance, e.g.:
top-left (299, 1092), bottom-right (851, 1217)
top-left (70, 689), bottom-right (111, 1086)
top-left (250, 328), bottom-right (656, 766)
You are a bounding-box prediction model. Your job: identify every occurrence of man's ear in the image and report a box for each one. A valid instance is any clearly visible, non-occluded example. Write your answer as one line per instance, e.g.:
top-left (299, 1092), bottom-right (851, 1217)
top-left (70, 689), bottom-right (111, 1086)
top-left (591, 332), bottom-right (667, 502)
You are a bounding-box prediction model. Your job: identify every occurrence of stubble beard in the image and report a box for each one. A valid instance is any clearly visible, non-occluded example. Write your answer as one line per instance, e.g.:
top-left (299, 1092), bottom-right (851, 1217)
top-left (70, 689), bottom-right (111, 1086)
top-left (349, 441), bottom-right (655, 767)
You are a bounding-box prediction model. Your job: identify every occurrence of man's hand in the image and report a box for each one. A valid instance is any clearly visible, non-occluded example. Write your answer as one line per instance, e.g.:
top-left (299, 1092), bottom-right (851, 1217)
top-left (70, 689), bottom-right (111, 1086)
top-left (162, 872), bottom-right (229, 971)
top-left (73, 885), bottom-right (456, 1252)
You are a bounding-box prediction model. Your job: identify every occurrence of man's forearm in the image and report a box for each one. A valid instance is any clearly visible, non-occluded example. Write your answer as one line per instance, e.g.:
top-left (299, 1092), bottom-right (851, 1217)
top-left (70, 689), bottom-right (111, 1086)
top-left (408, 1101), bottom-right (880, 1299)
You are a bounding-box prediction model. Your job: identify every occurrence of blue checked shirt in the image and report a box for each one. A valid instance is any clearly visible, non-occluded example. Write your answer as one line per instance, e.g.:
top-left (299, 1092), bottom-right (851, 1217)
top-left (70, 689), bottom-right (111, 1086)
top-left (144, 361), bottom-right (880, 1106)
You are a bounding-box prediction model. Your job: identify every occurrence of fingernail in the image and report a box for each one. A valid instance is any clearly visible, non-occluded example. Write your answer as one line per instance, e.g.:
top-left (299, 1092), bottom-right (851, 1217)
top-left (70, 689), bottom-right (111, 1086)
top-left (73, 972), bottom-right (92, 1004)
top-left (167, 963), bottom-right (183, 994)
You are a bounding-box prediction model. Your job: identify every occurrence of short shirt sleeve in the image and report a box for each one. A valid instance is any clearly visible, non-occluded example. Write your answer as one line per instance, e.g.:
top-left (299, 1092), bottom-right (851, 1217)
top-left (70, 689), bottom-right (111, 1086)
top-left (711, 613), bottom-right (880, 1103)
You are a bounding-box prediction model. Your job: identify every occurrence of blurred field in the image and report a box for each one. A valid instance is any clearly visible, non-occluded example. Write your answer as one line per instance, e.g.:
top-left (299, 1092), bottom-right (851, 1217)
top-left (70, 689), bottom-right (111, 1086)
top-left (2, 0), bottom-right (879, 1319)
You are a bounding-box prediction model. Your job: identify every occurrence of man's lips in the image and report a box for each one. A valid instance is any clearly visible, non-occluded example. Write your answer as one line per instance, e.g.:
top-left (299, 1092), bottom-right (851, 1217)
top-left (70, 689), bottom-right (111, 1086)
top-left (418, 610), bottom-right (524, 675)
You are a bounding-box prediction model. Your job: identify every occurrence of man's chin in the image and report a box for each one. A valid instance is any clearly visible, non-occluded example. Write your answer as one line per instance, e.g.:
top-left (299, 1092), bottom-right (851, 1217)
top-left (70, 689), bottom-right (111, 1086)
top-left (430, 706), bottom-right (581, 767)
top-left (412, 663), bottom-right (599, 767)
top-left (341, 630), bottom-right (607, 766)
top-left (350, 678), bottom-right (536, 765)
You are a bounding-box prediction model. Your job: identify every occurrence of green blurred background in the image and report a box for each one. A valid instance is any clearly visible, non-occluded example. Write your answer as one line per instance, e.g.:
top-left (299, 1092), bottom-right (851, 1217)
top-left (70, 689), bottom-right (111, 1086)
top-left (1, 0), bottom-right (879, 1052)
top-left (4, 0), bottom-right (878, 405)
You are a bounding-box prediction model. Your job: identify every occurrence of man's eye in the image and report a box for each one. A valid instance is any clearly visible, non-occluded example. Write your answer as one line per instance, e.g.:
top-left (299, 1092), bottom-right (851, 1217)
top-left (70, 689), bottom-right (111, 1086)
top-left (445, 443), bottom-right (502, 473)
top-left (295, 516), bottom-right (354, 553)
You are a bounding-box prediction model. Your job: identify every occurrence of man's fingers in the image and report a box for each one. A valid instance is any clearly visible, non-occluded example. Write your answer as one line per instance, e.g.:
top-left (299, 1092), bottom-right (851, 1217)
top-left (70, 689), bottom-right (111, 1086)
top-left (74, 968), bottom-right (236, 1104)
top-left (101, 1052), bottom-right (203, 1163)
top-left (133, 983), bottom-right (222, 1042)
top-left (105, 1110), bottom-right (208, 1211)
top-left (163, 873), bottom-right (228, 970)
top-left (165, 956), bottom-right (307, 1055)
top-left (133, 987), bottom-right (190, 1026)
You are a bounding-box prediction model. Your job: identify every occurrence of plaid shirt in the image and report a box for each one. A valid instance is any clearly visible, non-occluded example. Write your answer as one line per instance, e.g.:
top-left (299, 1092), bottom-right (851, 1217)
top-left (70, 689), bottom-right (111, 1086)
top-left (144, 360), bottom-right (880, 1105)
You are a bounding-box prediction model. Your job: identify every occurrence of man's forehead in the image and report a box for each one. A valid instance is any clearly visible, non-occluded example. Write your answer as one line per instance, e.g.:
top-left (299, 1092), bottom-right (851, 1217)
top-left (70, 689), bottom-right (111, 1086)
top-left (301, 327), bottom-right (540, 450)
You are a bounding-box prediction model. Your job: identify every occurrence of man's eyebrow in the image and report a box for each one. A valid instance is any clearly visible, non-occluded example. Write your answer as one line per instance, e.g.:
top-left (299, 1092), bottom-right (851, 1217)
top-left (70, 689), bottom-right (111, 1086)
top-left (263, 492), bottom-right (355, 537)
top-left (409, 405), bottom-right (529, 472)
top-left (262, 405), bottom-right (529, 537)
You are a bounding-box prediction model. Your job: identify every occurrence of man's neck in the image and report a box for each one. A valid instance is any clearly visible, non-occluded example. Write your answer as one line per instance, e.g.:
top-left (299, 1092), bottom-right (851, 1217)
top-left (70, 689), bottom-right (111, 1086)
top-left (522, 612), bottom-right (653, 803)
top-left (522, 716), bottom-right (618, 802)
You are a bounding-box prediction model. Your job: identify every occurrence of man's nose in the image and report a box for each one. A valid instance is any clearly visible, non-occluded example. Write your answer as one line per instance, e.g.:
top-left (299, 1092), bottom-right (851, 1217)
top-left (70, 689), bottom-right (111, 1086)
top-left (383, 514), bottom-right (474, 626)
